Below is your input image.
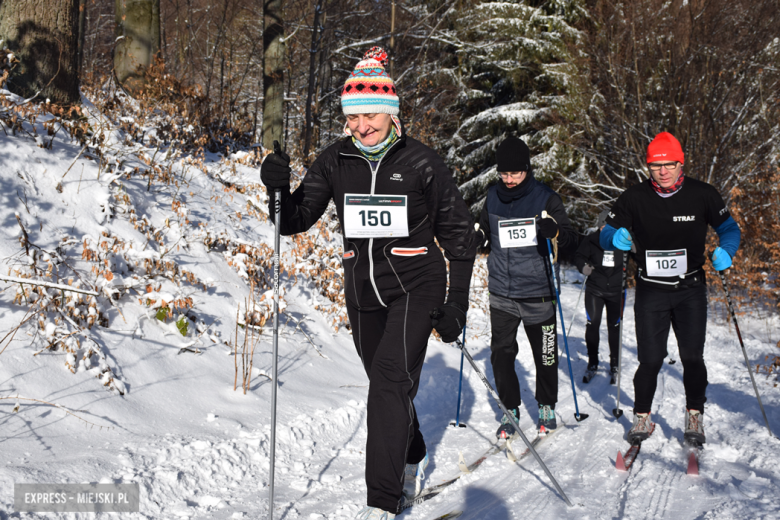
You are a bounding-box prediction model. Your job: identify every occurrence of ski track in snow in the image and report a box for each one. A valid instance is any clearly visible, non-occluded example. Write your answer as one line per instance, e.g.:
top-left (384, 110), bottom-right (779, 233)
top-left (0, 111), bottom-right (779, 519)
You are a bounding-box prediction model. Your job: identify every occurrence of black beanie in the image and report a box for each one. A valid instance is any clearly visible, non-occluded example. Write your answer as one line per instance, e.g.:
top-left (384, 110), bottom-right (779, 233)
top-left (496, 136), bottom-right (531, 173)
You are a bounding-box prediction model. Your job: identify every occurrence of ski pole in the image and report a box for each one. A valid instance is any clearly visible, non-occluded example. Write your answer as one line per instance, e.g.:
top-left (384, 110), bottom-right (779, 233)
top-left (541, 225), bottom-right (588, 422)
top-left (269, 141), bottom-right (284, 519)
top-left (453, 337), bottom-right (572, 507)
top-left (717, 269), bottom-right (773, 436)
top-left (567, 275), bottom-right (588, 338)
top-left (450, 325), bottom-right (467, 428)
top-left (612, 251), bottom-right (628, 419)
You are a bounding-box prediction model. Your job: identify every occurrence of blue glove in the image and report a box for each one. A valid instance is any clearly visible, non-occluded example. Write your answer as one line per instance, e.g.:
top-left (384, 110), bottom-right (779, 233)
top-left (612, 228), bottom-right (633, 251)
top-left (711, 247), bottom-right (732, 271)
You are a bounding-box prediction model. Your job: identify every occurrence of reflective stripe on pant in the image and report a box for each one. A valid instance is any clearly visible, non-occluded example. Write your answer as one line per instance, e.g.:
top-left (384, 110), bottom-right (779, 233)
top-left (346, 285), bottom-right (445, 514)
top-left (584, 291), bottom-right (622, 366)
top-left (489, 304), bottom-right (559, 411)
top-left (633, 283), bottom-right (708, 414)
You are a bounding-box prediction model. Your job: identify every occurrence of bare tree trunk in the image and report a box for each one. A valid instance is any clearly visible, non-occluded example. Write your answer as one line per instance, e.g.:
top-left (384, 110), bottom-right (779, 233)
top-left (262, 0), bottom-right (285, 150)
top-left (77, 0), bottom-right (87, 77)
top-left (0, 0), bottom-right (80, 103)
top-left (302, 0), bottom-right (324, 166)
top-left (114, 0), bottom-right (161, 93)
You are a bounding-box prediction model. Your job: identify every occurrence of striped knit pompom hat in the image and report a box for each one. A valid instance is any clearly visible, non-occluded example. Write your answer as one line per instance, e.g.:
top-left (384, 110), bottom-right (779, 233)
top-left (340, 47), bottom-right (399, 115)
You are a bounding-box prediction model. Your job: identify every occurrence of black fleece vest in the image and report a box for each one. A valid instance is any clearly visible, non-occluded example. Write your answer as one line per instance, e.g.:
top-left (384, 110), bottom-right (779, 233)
top-left (486, 179), bottom-right (559, 299)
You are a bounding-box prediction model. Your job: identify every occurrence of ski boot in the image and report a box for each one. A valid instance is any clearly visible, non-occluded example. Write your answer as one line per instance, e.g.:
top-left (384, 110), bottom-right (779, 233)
top-left (583, 362), bottom-right (599, 383)
top-left (537, 405), bottom-right (557, 435)
top-left (684, 409), bottom-right (705, 446)
top-left (496, 408), bottom-right (519, 440)
top-left (355, 506), bottom-right (395, 520)
top-left (402, 451), bottom-right (428, 500)
top-left (627, 412), bottom-right (653, 444)
top-left (610, 364), bottom-right (619, 385)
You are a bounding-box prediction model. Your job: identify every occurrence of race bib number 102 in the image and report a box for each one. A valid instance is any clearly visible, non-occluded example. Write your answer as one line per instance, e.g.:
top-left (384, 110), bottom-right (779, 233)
top-left (645, 249), bottom-right (688, 277)
top-left (343, 194), bottom-right (409, 238)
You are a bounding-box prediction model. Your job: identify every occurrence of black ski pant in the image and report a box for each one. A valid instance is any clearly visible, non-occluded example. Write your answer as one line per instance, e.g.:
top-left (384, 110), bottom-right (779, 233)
top-left (346, 285), bottom-right (445, 514)
top-left (489, 304), bottom-right (559, 412)
top-left (584, 291), bottom-right (622, 367)
top-left (633, 283), bottom-right (708, 414)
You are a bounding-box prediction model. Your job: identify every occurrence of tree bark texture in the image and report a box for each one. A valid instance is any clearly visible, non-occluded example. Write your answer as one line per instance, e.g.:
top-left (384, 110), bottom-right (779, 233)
top-left (302, 0), bottom-right (323, 165)
top-left (0, 0), bottom-right (80, 103)
top-left (77, 0), bottom-right (87, 77)
top-left (262, 0), bottom-right (285, 150)
top-left (114, 0), bottom-right (161, 93)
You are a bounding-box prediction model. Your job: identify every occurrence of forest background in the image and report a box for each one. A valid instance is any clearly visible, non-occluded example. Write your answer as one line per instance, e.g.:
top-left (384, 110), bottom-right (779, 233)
top-left (1, 0), bottom-right (779, 320)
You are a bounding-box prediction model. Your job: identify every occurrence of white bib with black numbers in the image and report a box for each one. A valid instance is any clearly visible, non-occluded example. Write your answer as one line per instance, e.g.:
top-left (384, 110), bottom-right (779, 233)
top-left (497, 218), bottom-right (537, 248)
top-left (646, 249), bottom-right (688, 277)
top-left (602, 251), bottom-right (615, 267)
top-left (343, 194), bottom-right (409, 238)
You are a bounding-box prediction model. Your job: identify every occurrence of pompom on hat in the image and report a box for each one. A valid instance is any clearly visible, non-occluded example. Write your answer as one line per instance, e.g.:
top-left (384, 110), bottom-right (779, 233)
top-left (647, 132), bottom-right (684, 165)
top-left (341, 47), bottom-right (399, 116)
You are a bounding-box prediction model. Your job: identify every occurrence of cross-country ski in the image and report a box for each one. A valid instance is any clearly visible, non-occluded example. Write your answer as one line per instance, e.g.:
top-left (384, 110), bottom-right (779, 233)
top-left (684, 438), bottom-right (704, 476)
top-left (431, 512), bottom-right (463, 520)
top-left (616, 423), bottom-right (655, 472)
top-left (400, 442), bottom-right (505, 510)
top-left (506, 421), bottom-right (566, 463)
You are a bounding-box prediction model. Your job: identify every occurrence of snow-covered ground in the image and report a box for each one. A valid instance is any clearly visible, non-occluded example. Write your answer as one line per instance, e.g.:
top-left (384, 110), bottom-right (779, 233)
top-left (0, 95), bottom-right (778, 520)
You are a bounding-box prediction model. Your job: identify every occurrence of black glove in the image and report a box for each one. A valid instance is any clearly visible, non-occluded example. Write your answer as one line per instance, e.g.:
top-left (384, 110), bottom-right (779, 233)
top-left (261, 140), bottom-right (291, 190)
top-left (582, 263), bottom-right (593, 276)
top-left (430, 302), bottom-right (467, 343)
top-left (537, 217), bottom-right (559, 239)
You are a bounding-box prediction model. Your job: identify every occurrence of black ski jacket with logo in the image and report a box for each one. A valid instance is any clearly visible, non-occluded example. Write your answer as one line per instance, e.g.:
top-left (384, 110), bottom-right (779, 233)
top-left (269, 134), bottom-right (478, 311)
top-left (605, 178), bottom-right (730, 290)
top-left (575, 230), bottom-right (624, 298)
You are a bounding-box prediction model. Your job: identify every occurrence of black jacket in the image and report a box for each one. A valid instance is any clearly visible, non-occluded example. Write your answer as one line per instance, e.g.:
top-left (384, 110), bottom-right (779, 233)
top-left (605, 177), bottom-right (731, 290)
top-left (270, 134), bottom-right (478, 311)
top-left (575, 230), bottom-right (624, 298)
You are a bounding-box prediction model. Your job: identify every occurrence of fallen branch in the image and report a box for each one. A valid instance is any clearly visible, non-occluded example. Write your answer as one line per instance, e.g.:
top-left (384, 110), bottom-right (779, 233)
top-left (60, 144), bottom-right (89, 179)
top-left (0, 275), bottom-right (99, 296)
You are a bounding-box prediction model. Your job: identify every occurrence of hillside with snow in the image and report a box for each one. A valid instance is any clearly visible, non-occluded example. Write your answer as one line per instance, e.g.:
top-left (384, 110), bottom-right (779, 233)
top-left (0, 92), bottom-right (778, 520)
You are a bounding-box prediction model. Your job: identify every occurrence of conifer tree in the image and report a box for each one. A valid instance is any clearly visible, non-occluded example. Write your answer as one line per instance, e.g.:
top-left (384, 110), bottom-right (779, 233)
top-left (439, 0), bottom-right (587, 213)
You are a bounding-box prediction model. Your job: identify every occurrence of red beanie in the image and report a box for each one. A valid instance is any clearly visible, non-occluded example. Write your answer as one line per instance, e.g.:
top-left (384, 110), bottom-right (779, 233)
top-left (647, 132), bottom-right (684, 164)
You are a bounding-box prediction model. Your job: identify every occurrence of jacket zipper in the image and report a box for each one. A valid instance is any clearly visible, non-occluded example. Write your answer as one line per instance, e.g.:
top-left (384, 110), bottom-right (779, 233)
top-left (340, 141), bottom-right (401, 308)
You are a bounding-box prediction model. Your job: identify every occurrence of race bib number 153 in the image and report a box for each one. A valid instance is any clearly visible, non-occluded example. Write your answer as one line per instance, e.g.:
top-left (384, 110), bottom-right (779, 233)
top-left (497, 218), bottom-right (537, 248)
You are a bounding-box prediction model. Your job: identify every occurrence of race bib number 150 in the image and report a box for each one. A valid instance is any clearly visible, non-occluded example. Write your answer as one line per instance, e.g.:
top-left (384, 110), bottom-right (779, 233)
top-left (343, 194), bottom-right (409, 238)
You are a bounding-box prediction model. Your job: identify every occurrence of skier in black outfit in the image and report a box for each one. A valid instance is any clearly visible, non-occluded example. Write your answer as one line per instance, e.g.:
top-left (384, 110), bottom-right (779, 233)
top-left (575, 209), bottom-right (625, 383)
top-left (600, 132), bottom-right (741, 446)
top-left (260, 48), bottom-right (477, 520)
top-left (476, 137), bottom-right (577, 439)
